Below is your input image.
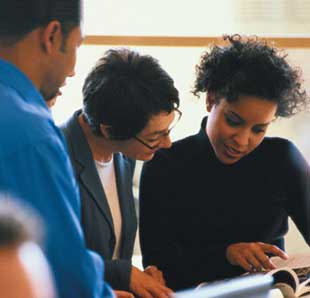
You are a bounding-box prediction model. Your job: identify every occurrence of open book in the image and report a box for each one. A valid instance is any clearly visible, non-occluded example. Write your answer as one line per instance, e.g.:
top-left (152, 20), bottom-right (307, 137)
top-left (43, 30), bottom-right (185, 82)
top-left (268, 253), bottom-right (310, 298)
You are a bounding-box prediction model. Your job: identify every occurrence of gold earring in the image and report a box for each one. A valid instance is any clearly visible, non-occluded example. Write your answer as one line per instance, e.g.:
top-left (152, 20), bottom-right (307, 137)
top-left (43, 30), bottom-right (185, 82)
top-left (206, 103), bottom-right (212, 112)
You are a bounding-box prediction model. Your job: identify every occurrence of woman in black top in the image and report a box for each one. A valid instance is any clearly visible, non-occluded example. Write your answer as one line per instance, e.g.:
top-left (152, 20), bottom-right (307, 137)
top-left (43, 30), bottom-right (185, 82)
top-left (139, 35), bottom-right (310, 290)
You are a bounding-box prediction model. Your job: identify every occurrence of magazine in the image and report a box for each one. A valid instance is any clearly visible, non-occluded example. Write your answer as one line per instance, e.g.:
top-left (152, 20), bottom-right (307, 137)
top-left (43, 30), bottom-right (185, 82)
top-left (196, 254), bottom-right (310, 298)
top-left (268, 253), bottom-right (310, 298)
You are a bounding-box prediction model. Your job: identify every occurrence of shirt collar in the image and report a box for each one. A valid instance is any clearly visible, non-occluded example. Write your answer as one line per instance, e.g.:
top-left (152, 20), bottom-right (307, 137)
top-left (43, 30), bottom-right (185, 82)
top-left (197, 116), bottom-right (210, 146)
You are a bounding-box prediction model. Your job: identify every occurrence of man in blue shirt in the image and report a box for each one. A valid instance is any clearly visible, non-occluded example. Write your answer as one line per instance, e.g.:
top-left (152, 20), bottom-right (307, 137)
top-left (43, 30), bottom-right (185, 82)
top-left (0, 1), bottom-right (113, 297)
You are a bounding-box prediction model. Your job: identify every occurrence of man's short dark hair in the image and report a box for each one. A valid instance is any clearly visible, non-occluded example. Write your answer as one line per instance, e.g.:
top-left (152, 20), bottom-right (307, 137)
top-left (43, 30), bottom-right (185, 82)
top-left (0, 0), bottom-right (81, 46)
top-left (82, 48), bottom-right (180, 140)
top-left (0, 199), bottom-right (42, 248)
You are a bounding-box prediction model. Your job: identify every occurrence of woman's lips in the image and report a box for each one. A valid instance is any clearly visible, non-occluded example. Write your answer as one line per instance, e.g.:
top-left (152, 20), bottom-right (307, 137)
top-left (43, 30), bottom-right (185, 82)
top-left (223, 144), bottom-right (244, 158)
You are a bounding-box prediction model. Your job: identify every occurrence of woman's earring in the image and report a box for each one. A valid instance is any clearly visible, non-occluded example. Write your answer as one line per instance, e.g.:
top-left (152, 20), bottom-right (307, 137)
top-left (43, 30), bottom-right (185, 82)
top-left (206, 102), bottom-right (212, 112)
top-left (99, 124), bottom-right (111, 139)
top-left (206, 93), bottom-right (215, 112)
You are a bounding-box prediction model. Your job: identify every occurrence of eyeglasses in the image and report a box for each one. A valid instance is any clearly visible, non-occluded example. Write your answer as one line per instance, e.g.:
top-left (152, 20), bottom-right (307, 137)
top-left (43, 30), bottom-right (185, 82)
top-left (134, 108), bottom-right (182, 150)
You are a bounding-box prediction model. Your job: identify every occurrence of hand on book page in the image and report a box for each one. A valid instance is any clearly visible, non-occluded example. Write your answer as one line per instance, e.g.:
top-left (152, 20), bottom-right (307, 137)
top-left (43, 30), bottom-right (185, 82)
top-left (226, 242), bottom-right (288, 272)
top-left (271, 254), bottom-right (310, 269)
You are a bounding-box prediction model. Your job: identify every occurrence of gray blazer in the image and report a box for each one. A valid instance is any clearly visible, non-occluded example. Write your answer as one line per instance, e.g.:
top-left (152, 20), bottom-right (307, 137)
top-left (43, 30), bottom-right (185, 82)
top-left (60, 110), bottom-right (137, 291)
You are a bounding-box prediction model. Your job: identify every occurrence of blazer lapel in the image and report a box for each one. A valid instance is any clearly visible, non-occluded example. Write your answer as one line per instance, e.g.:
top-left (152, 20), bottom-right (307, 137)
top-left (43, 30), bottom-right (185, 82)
top-left (68, 112), bottom-right (114, 232)
top-left (114, 153), bottom-right (136, 257)
top-left (80, 161), bottom-right (114, 232)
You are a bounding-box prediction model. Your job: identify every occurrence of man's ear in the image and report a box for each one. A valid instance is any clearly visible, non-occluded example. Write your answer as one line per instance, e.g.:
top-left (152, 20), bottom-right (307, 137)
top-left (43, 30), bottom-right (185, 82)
top-left (99, 124), bottom-right (113, 139)
top-left (41, 21), bottom-right (62, 54)
top-left (206, 92), bottom-right (216, 112)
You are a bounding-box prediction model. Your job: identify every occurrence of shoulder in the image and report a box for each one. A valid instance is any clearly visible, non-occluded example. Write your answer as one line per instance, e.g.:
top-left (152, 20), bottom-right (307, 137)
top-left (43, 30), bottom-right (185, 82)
top-left (59, 111), bottom-right (80, 140)
top-left (58, 111), bottom-right (84, 159)
top-left (261, 136), bottom-right (293, 148)
top-left (1, 133), bottom-right (78, 198)
top-left (0, 104), bottom-right (65, 159)
top-left (143, 133), bottom-right (200, 173)
top-left (256, 137), bottom-right (308, 173)
top-left (258, 137), bottom-right (301, 159)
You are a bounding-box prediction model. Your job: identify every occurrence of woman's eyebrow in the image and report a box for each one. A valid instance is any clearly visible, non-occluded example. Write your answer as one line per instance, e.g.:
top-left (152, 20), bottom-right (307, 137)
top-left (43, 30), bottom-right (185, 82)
top-left (228, 111), bottom-right (272, 126)
top-left (226, 111), bottom-right (244, 122)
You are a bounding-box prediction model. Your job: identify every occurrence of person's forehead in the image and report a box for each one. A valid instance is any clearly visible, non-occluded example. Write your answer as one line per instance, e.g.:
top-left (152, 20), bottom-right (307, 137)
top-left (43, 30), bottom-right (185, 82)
top-left (141, 111), bottom-right (174, 136)
top-left (222, 96), bottom-right (277, 122)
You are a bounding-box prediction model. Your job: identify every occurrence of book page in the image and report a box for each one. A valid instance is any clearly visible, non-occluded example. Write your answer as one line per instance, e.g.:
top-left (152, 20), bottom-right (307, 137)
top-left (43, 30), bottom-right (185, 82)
top-left (268, 263), bottom-right (310, 298)
top-left (271, 254), bottom-right (310, 269)
top-left (269, 268), bottom-right (298, 292)
top-left (295, 267), bottom-right (310, 283)
top-left (296, 275), bottom-right (310, 298)
top-left (269, 288), bottom-right (284, 298)
top-left (275, 283), bottom-right (295, 298)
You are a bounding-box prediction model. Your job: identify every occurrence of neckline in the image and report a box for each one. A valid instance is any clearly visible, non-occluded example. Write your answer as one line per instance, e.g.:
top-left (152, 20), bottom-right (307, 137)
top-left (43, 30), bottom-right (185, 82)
top-left (95, 156), bottom-right (114, 167)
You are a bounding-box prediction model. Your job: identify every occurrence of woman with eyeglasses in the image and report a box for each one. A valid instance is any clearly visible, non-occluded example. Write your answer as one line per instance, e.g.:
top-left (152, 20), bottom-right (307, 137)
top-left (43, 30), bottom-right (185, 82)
top-left (61, 48), bottom-right (181, 298)
top-left (139, 35), bottom-right (310, 291)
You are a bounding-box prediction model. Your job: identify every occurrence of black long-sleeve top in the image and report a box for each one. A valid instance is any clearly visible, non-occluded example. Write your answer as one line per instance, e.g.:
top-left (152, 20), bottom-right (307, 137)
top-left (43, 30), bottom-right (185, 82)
top-left (139, 117), bottom-right (310, 291)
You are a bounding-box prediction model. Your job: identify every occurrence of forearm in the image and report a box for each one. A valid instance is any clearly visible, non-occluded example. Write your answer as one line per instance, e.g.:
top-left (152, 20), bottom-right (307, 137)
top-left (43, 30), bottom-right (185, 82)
top-left (142, 241), bottom-right (238, 290)
top-left (104, 259), bottom-right (132, 291)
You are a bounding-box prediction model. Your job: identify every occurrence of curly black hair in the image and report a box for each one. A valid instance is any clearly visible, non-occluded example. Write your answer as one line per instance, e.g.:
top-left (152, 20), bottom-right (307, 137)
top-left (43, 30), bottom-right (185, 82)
top-left (193, 34), bottom-right (308, 117)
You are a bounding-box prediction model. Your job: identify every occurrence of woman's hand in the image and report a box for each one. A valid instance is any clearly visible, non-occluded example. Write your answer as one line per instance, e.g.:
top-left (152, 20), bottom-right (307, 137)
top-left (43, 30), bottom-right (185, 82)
top-left (130, 266), bottom-right (173, 298)
top-left (144, 265), bottom-right (166, 285)
top-left (226, 242), bottom-right (288, 272)
top-left (114, 290), bottom-right (135, 298)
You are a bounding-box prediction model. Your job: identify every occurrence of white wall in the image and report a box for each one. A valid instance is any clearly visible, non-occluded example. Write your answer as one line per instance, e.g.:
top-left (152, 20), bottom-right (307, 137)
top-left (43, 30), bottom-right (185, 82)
top-left (83, 0), bottom-right (310, 35)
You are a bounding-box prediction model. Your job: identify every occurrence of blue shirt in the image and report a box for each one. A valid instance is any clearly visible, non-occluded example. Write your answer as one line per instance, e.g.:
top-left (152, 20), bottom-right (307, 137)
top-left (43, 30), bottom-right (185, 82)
top-left (0, 58), bottom-right (114, 298)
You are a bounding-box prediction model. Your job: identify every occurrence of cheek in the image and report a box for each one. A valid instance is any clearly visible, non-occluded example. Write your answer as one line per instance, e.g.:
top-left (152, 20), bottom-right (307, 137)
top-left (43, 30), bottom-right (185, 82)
top-left (132, 146), bottom-right (155, 161)
top-left (63, 47), bottom-right (77, 74)
top-left (137, 152), bottom-right (155, 161)
top-left (209, 121), bottom-right (231, 144)
top-left (67, 51), bottom-right (76, 73)
top-left (208, 111), bottom-right (229, 139)
top-left (121, 143), bottom-right (146, 160)
top-left (43, 71), bottom-right (60, 97)
top-left (71, 50), bottom-right (77, 67)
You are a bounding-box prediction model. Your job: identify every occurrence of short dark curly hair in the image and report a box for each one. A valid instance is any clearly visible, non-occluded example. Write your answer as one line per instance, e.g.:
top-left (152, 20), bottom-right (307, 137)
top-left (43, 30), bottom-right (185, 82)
top-left (193, 34), bottom-right (308, 117)
top-left (0, 199), bottom-right (42, 248)
top-left (83, 48), bottom-right (180, 140)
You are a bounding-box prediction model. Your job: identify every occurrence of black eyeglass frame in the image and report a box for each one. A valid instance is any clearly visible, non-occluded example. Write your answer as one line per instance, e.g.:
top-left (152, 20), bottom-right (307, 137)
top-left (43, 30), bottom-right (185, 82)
top-left (134, 108), bottom-right (182, 150)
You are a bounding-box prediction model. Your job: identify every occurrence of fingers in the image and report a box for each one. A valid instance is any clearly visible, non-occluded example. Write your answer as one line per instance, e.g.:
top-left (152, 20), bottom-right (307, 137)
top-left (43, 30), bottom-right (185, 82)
top-left (130, 266), bottom-right (173, 298)
top-left (226, 242), bottom-right (289, 272)
top-left (245, 253), bottom-right (264, 272)
top-left (148, 284), bottom-right (173, 298)
top-left (144, 265), bottom-right (166, 285)
top-left (262, 243), bottom-right (289, 260)
top-left (114, 290), bottom-right (135, 298)
top-left (254, 246), bottom-right (275, 270)
top-left (136, 289), bottom-right (154, 298)
top-left (259, 243), bottom-right (288, 270)
top-left (235, 256), bottom-right (253, 272)
top-left (136, 284), bottom-right (172, 298)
